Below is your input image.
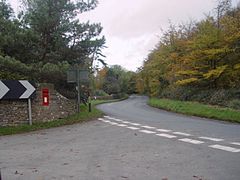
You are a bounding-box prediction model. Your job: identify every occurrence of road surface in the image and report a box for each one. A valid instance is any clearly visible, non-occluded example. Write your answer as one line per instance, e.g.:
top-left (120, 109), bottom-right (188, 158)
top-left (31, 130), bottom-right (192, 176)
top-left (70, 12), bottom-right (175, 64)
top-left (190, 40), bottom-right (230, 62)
top-left (0, 95), bottom-right (240, 180)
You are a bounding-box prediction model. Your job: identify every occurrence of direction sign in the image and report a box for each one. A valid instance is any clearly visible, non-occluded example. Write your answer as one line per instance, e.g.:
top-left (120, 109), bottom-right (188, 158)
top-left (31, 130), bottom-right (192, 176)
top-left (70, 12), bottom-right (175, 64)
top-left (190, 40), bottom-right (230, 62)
top-left (0, 80), bottom-right (36, 100)
top-left (67, 69), bottom-right (89, 83)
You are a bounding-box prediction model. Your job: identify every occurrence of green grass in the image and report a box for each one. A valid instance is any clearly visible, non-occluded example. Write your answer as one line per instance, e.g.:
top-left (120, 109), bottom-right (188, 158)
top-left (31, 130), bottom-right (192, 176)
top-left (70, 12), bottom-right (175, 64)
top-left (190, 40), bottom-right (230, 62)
top-left (0, 99), bottom-right (120, 136)
top-left (148, 98), bottom-right (240, 123)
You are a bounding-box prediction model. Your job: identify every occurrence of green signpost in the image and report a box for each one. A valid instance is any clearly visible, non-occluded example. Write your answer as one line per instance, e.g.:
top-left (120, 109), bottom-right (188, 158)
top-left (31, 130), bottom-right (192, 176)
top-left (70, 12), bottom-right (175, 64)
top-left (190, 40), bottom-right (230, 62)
top-left (67, 68), bottom-right (89, 113)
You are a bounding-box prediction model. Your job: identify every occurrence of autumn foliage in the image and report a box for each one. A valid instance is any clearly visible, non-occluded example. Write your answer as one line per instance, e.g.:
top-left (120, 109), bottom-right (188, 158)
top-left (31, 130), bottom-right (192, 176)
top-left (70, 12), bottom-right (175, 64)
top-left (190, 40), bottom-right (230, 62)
top-left (137, 1), bottom-right (240, 109)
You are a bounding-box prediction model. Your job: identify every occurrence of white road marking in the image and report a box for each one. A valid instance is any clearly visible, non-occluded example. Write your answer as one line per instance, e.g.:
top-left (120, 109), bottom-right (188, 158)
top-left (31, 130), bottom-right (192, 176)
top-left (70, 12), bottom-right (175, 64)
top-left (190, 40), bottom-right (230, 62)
top-left (156, 129), bottom-right (171, 132)
top-left (105, 116), bottom-right (116, 120)
top-left (173, 132), bottom-right (191, 136)
top-left (106, 117), bottom-right (123, 122)
top-left (112, 118), bottom-right (123, 122)
top-left (103, 120), bottom-right (111, 123)
top-left (141, 125), bottom-right (156, 129)
top-left (129, 123), bottom-right (141, 126)
top-left (231, 142), bottom-right (240, 146)
top-left (156, 133), bottom-right (177, 139)
top-left (209, 144), bottom-right (240, 153)
top-left (100, 117), bottom-right (240, 153)
top-left (116, 124), bottom-right (127, 127)
top-left (179, 138), bottom-right (204, 144)
top-left (104, 116), bottom-right (111, 119)
top-left (127, 126), bottom-right (140, 130)
top-left (139, 130), bottom-right (156, 134)
top-left (108, 122), bottom-right (118, 125)
top-left (121, 121), bottom-right (131, 124)
top-left (199, 136), bottom-right (224, 142)
top-left (103, 120), bottom-right (110, 123)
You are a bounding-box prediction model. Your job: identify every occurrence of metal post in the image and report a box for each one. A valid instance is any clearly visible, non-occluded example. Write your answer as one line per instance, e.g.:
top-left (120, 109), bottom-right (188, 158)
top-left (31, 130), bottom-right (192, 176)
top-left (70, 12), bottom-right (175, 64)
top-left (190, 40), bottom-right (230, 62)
top-left (88, 96), bottom-right (91, 112)
top-left (28, 98), bottom-right (32, 125)
top-left (77, 68), bottom-right (80, 113)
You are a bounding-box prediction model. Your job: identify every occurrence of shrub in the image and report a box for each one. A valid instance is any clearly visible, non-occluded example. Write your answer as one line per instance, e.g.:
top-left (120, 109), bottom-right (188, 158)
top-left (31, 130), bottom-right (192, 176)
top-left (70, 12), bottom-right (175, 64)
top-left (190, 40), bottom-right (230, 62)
top-left (160, 86), bottom-right (197, 101)
top-left (94, 90), bottom-right (108, 96)
top-left (227, 99), bottom-right (240, 110)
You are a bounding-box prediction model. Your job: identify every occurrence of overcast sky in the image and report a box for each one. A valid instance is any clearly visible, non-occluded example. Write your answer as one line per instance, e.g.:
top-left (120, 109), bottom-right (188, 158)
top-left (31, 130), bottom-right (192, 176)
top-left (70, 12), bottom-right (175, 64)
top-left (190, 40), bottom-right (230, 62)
top-left (9, 0), bottom-right (240, 71)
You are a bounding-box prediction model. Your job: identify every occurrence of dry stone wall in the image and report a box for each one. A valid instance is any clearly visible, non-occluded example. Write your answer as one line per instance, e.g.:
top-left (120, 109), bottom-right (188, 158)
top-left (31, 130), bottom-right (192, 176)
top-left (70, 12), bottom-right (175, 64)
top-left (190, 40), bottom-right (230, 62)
top-left (0, 83), bottom-right (76, 126)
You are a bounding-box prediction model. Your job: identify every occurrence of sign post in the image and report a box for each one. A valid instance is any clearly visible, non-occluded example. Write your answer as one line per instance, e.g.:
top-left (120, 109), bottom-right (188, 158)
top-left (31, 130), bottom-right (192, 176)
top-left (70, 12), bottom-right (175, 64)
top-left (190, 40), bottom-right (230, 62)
top-left (77, 69), bottom-right (81, 113)
top-left (28, 98), bottom-right (32, 125)
top-left (67, 68), bottom-right (89, 113)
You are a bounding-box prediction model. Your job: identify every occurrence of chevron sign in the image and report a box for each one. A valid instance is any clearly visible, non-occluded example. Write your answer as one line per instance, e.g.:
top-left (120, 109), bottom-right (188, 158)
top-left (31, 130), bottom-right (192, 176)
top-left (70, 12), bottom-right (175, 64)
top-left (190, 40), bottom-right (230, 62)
top-left (0, 80), bottom-right (36, 100)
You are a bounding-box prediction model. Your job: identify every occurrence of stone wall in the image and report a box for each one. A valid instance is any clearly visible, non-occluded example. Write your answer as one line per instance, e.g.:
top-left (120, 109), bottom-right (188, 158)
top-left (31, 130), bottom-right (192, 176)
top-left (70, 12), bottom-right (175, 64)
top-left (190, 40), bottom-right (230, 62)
top-left (0, 83), bottom-right (76, 126)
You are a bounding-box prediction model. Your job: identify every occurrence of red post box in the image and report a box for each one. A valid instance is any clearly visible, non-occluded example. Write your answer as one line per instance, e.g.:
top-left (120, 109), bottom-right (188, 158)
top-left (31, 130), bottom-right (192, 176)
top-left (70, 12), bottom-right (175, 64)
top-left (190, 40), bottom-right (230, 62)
top-left (42, 88), bottom-right (49, 106)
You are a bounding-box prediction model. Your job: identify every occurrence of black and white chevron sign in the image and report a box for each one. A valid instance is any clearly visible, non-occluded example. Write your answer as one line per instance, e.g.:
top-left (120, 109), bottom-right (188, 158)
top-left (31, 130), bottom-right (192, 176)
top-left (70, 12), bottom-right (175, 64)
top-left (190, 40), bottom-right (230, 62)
top-left (0, 80), bottom-right (36, 100)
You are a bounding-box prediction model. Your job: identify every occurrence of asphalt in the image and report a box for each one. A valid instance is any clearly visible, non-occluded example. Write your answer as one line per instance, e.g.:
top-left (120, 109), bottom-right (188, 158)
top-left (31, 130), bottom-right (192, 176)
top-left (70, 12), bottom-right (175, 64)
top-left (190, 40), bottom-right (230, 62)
top-left (0, 95), bottom-right (240, 180)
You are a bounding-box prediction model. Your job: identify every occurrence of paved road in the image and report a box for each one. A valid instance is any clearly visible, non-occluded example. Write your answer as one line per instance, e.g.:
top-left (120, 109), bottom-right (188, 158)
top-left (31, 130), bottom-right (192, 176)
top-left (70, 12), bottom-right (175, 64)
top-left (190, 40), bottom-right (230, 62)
top-left (0, 95), bottom-right (240, 180)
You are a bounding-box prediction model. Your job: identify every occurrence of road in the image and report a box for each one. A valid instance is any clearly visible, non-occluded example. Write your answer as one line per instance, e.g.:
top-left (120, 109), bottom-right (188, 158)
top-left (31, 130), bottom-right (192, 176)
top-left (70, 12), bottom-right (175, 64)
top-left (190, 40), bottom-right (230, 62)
top-left (0, 95), bottom-right (240, 180)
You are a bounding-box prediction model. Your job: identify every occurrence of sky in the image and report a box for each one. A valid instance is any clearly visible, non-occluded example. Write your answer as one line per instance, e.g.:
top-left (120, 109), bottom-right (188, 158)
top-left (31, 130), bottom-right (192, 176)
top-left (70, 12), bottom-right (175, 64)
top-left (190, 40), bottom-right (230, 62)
top-left (9, 0), bottom-right (240, 71)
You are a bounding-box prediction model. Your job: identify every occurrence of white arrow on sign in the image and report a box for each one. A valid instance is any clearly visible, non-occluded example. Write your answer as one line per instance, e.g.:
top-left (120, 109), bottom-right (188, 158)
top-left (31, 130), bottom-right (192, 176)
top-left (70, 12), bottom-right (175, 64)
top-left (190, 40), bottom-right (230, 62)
top-left (19, 80), bottom-right (36, 99)
top-left (0, 80), bottom-right (10, 99)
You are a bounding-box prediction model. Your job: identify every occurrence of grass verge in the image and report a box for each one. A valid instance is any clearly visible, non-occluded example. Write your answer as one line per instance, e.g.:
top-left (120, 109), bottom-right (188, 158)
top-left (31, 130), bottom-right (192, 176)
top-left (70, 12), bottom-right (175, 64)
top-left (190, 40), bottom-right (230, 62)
top-left (0, 99), bottom-right (122, 136)
top-left (148, 98), bottom-right (240, 123)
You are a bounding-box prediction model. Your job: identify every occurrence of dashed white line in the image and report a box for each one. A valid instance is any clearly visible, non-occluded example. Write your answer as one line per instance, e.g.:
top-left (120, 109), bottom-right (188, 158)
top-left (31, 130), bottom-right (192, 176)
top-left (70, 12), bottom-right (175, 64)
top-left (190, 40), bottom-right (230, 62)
top-left (122, 121), bottom-right (131, 124)
top-left (100, 117), bottom-right (240, 153)
top-left (199, 136), bottom-right (224, 142)
top-left (127, 126), bottom-right (140, 130)
top-left (209, 144), bottom-right (240, 153)
top-left (156, 133), bottom-right (177, 139)
top-left (139, 130), bottom-right (156, 134)
top-left (115, 124), bottom-right (127, 127)
top-left (179, 138), bottom-right (204, 144)
top-left (102, 120), bottom-right (110, 123)
top-left (129, 123), bottom-right (141, 126)
top-left (103, 120), bottom-right (110, 123)
top-left (108, 122), bottom-right (118, 125)
top-left (113, 119), bottom-right (123, 122)
top-left (105, 116), bottom-right (118, 120)
top-left (156, 129), bottom-right (171, 132)
top-left (104, 116), bottom-right (111, 119)
top-left (231, 142), bottom-right (240, 146)
top-left (173, 132), bottom-right (191, 136)
top-left (141, 125), bottom-right (156, 129)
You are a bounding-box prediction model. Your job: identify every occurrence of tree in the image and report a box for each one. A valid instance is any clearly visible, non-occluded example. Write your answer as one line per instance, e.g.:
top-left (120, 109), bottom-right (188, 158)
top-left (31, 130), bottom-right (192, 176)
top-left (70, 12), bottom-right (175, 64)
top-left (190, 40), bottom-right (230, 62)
top-left (0, 0), bottom-right (106, 96)
top-left (137, 1), bottom-right (240, 101)
top-left (22, 0), bottom-right (105, 66)
top-left (95, 65), bottom-right (135, 95)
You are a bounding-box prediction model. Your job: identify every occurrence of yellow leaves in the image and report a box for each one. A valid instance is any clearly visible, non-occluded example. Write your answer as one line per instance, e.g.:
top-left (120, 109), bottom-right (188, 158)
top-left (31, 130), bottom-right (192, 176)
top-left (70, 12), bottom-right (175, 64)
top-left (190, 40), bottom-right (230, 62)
top-left (137, 7), bottom-right (240, 92)
top-left (176, 78), bottom-right (198, 86)
top-left (135, 78), bottom-right (144, 94)
top-left (169, 52), bottom-right (178, 60)
top-left (221, 12), bottom-right (240, 42)
top-left (234, 63), bottom-right (240, 70)
top-left (177, 70), bottom-right (202, 76)
top-left (203, 65), bottom-right (228, 80)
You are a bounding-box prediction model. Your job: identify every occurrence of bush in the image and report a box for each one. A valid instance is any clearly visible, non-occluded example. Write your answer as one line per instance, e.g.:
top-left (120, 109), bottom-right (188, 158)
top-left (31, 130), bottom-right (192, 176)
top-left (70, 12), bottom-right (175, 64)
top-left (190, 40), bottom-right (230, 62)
top-left (190, 89), bottom-right (214, 103)
top-left (160, 86), bottom-right (197, 101)
top-left (159, 85), bottom-right (240, 110)
top-left (208, 89), bottom-right (232, 106)
top-left (228, 99), bottom-right (240, 110)
top-left (94, 90), bottom-right (108, 96)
